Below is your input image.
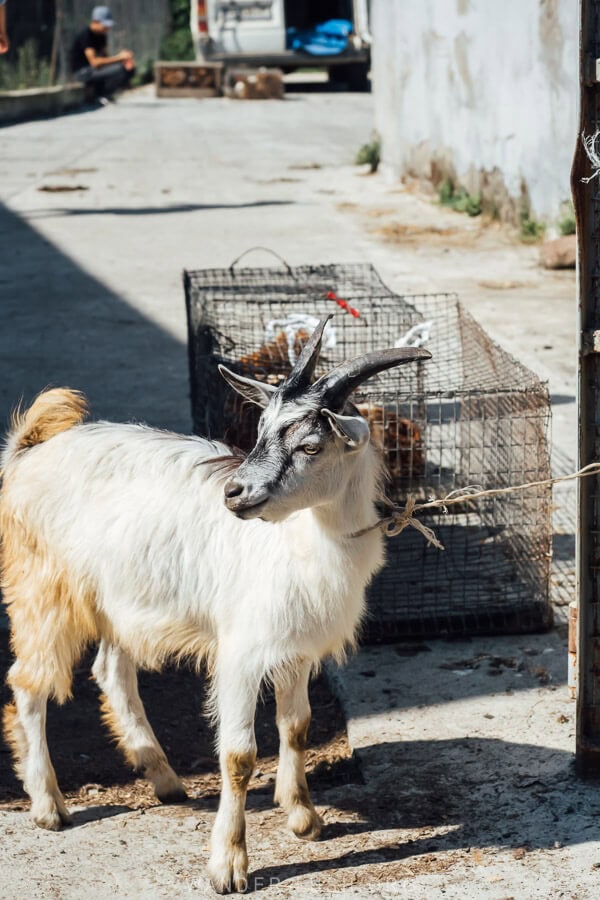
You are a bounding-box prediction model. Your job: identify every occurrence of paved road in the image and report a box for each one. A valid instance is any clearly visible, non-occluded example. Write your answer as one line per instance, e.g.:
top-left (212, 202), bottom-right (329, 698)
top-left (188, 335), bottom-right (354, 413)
top-left (0, 85), bottom-right (575, 454)
top-left (0, 85), bottom-right (373, 432)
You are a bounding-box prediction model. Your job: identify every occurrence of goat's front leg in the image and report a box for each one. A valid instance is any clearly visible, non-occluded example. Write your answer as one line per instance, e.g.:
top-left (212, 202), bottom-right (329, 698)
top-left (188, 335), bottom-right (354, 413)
top-left (208, 655), bottom-right (260, 894)
top-left (274, 659), bottom-right (322, 840)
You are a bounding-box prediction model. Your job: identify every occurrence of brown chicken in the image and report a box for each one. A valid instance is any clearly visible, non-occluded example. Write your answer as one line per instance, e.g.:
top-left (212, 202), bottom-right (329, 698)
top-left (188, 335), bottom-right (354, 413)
top-left (355, 403), bottom-right (424, 481)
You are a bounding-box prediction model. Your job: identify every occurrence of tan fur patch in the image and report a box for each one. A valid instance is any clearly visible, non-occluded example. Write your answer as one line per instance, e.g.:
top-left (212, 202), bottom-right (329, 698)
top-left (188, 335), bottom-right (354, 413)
top-left (289, 783), bottom-right (311, 808)
top-left (9, 388), bottom-right (88, 453)
top-left (288, 717), bottom-right (310, 753)
top-left (2, 701), bottom-right (27, 783)
top-left (227, 819), bottom-right (247, 851)
top-left (0, 514), bottom-right (99, 704)
top-left (226, 751), bottom-right (255, 795)
top-left (99, 693), bottom-right (138, 770)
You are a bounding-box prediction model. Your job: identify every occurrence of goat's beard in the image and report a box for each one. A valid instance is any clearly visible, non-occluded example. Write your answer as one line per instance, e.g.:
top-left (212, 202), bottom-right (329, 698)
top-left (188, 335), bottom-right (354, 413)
top-left (234, 501), bottom-right (287, 524)
top-left (234, 496), bottom-right (299, 524)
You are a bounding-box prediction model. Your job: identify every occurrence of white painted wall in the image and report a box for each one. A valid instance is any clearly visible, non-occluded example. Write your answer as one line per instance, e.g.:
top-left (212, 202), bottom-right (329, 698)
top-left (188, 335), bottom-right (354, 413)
top-left (372, 0), bottom-right (578, 220)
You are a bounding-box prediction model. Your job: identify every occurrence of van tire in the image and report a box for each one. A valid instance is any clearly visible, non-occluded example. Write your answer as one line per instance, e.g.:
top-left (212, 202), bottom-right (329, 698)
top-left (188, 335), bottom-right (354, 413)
top-left (329, 62), bottom-right (370, 92)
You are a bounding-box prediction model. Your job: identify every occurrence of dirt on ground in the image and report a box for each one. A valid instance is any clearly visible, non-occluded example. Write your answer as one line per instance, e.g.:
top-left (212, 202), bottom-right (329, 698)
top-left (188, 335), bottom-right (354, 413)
top-left (0, 634), bottom-right (358, 812)
top-left (0, 633), bottom-right (467, 896)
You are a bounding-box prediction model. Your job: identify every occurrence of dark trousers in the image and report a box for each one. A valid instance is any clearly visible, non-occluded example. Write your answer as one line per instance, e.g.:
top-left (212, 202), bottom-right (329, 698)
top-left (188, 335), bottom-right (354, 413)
top-left (75, 63), bottom-right (134, 98)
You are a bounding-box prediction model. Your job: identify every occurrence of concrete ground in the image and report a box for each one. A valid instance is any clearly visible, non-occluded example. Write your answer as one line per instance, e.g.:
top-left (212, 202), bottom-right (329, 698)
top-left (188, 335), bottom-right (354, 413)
top-left (0, 83), bottom-right (591, 898)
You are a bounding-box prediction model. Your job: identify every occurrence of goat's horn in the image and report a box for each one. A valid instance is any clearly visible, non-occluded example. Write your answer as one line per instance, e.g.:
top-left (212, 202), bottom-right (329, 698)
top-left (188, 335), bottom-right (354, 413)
top-left (315, 347), bottom-right (432, 406)
top-left (282, 313), bottom-right (333, 394)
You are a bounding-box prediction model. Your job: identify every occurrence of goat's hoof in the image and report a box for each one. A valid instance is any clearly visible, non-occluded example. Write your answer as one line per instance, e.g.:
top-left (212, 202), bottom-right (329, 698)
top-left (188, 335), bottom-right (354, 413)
top-left (288, 803), bottom-right (323, 841)
top-left (156, 784), bottom-right (188, 805)
top-left (31, 798), bottom-right (72, 831)
top-left (152, 768), bottom-right (188, 805)
top-left (208, 873), bottom-right (248, 894)
top-left (207, 848), bottom-right (248, 894)
top-left (209, 876), bottom-right (248, 895)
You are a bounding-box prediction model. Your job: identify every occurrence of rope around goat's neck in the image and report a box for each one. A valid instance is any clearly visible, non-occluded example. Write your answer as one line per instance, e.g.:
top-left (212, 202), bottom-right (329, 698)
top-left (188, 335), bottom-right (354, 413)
top-left (348, 461), bottom-right (600, 550)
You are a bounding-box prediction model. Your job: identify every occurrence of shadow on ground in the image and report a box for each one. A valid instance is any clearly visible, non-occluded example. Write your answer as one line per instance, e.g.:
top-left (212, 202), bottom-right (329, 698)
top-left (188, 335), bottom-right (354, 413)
top-left (27, 200), bottom-right (294, 219)
top-left (0, 200), bottom-right (189, 432)
top-left (245, 734), bottom-right (599, 891)
top-left (0, 634), bottom-right (355, 803)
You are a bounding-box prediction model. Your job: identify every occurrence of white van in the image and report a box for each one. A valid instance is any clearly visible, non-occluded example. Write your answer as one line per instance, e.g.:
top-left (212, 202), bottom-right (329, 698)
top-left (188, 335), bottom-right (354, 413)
top-left (190, 1), bottom-right (371, 90)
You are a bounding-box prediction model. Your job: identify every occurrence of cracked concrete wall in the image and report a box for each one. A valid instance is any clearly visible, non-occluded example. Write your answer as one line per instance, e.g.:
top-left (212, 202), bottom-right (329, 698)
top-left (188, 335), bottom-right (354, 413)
top-left (372, 0), bottom-right (578, 222)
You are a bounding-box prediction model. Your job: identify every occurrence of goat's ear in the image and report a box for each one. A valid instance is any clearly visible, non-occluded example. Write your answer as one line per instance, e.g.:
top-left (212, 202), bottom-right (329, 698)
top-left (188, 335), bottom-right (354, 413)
top-left (218, 365), bottom-right (277, 409)
top-left (322, 408), bottom-right (370, 449)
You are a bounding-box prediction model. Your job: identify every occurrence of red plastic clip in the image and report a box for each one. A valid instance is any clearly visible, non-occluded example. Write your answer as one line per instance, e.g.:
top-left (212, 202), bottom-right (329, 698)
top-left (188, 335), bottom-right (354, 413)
top-left (326, 290), bottom-right (361, 319)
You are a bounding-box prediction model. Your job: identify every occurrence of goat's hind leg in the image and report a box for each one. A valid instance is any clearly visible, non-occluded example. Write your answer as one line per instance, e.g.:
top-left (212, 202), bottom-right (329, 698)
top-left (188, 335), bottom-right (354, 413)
top-left (274, 659), bottom-right (322, 840)
top-left (92, 640), bottom-right (187, 803)
top-left (4, 687), bottom-right (71, 830)
top-left (4, 577), bottom-right (80, 831)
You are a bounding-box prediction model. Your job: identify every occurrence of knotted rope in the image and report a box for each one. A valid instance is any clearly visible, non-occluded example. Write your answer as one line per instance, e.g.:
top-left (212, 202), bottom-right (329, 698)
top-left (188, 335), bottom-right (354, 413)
top-left (349, 462), bottom-right (600, 549)
top-left (581, 130), bottom-right (600, 183)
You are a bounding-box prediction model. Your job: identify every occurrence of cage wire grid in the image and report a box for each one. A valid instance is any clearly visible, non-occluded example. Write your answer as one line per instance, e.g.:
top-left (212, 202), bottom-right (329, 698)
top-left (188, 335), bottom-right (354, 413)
top-left (184, 263), bottom-right (553, 640)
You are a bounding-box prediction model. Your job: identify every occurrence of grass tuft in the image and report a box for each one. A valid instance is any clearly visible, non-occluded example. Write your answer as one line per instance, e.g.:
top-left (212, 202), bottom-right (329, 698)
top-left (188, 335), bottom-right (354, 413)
top-left (355, 134), bottom-right (381, 173)
top-left (558, 200), bottom-right (576, 237)
top-left (519, 211), bottom-right (546, 243)
top-left (0, 40), bottom-right (51, 91)
top-left (438, 179), bottom-right (481, 217)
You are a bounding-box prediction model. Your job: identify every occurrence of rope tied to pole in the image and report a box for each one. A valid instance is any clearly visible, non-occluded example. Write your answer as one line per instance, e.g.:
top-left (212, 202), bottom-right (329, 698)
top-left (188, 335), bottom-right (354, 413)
top-left (581, 130), bottom-right (600, 183)
top-left (349, 462), bottom-right (600, 549)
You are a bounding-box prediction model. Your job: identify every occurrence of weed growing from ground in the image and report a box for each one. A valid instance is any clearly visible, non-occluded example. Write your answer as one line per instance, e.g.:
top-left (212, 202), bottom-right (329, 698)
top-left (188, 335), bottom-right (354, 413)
top-left (558, 200), bottom-right (576, 236)
top-left (519, 213), bottom-right (546, 243)
top-left (438, 179), bottom-right (481, 216)
top-left (355, 134), bottom-right (381, 173)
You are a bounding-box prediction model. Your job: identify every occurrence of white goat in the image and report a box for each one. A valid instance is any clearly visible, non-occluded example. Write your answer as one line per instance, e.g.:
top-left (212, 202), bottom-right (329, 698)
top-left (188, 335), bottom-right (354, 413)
top-left (0, 316), bottom-right (429, 893)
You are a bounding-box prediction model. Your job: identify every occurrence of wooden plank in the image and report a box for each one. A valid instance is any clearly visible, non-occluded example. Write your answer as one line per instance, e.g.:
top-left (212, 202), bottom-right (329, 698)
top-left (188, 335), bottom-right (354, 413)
top-left (155, 87), bottom-right (218, 98)
top-left (153, 61), bottom-right (223, 98)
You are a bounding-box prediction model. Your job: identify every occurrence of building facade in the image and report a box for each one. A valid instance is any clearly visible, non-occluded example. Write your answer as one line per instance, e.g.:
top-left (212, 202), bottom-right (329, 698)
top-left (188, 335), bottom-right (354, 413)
top-left (372, 0), bottom-right (578, 222)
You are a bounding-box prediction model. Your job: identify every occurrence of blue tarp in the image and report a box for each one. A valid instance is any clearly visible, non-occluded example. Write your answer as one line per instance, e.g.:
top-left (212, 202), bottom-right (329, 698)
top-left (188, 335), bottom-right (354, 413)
top-left (286, 19), bottom-right (353, 57)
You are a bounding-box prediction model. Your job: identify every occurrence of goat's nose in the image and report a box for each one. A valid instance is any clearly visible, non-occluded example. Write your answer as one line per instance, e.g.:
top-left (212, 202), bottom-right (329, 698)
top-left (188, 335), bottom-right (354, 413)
top-left (224, 479), bottom-right (244, 500)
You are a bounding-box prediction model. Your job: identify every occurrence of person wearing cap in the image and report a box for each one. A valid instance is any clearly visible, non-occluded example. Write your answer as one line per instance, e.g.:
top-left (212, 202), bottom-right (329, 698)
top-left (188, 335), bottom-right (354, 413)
top-left (70, 6), bottom-right (135, 101)
top-left (0, 0), bottom-right (9, 55)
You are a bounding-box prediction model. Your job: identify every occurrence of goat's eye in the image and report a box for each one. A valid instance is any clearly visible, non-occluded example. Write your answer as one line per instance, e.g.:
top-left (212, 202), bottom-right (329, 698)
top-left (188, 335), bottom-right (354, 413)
top-left (301, 444), bottom-right (321, 456)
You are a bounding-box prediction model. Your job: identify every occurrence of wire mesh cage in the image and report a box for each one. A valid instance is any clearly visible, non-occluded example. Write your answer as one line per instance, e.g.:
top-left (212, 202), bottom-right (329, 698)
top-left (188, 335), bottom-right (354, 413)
top-left (184, 261), bottom-right (553, 640)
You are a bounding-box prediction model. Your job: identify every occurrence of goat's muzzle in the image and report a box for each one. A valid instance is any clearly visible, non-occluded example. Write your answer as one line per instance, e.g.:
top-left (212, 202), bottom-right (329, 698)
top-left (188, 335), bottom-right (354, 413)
top-left (223, 477), bottom-right (269, 518)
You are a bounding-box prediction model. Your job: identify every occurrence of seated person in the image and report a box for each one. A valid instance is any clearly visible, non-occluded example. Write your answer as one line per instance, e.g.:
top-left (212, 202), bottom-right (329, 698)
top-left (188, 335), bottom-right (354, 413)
top-left (71, 5), bottom-right (135, 101)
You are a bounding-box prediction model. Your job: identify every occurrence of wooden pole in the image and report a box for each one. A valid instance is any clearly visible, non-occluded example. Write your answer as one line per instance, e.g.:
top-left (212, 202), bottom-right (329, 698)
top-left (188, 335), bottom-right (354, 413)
top-left (573, 0), bottom-right (600, 776)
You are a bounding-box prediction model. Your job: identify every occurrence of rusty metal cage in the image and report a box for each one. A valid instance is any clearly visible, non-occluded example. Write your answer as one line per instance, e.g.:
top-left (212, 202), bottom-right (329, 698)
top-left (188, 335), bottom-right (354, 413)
top-left (184, 262), bottom-right (553, 640)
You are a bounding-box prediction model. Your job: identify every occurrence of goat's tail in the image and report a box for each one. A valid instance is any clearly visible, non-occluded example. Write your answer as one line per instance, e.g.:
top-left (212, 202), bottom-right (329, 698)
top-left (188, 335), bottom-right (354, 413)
top-left (2, 388), bottom-right (88, 470)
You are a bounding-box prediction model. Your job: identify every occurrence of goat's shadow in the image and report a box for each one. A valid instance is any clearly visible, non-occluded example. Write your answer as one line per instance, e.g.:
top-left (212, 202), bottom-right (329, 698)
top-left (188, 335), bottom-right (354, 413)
top-left (0, 635), bottom-right (351, 802)
top-left (243, 735), bottom-right (598, 890)
top-left (68, 804), bottom-right (134, 827)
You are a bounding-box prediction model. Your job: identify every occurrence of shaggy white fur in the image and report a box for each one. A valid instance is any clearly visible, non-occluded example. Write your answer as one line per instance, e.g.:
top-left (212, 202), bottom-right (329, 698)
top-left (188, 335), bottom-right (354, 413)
top-left (1, 396), bottom-right (384, 893)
